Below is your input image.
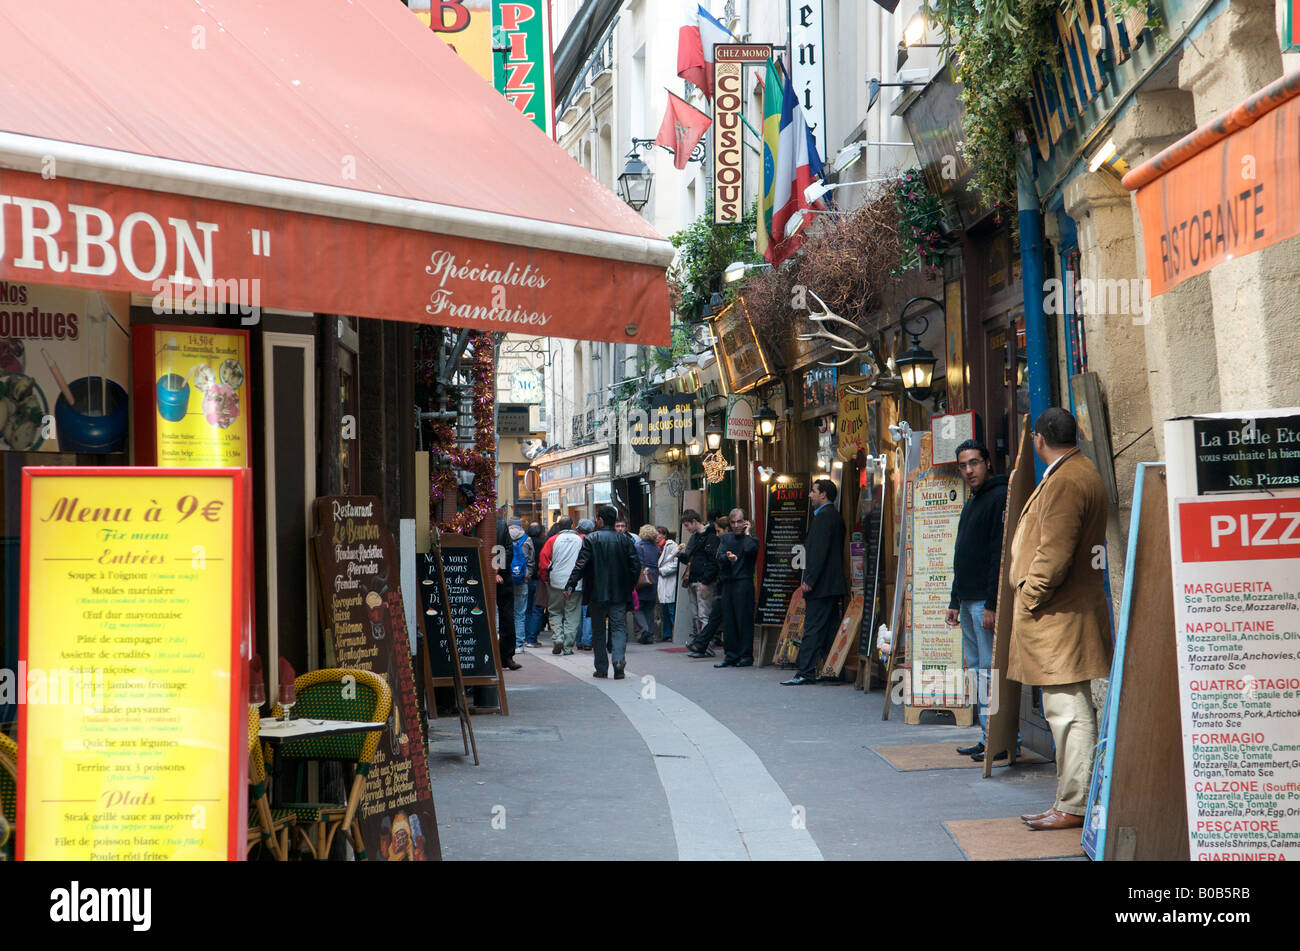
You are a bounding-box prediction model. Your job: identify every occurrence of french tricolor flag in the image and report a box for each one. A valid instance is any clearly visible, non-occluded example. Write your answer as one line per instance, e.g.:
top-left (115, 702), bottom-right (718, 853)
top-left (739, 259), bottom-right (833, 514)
top-left (677, 3), bottom-right (735, 102)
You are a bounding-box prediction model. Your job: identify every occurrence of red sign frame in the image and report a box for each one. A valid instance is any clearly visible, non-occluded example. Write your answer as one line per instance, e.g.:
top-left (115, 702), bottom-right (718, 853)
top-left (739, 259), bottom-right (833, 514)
top-left (16, 467), bottom-right (251, 861)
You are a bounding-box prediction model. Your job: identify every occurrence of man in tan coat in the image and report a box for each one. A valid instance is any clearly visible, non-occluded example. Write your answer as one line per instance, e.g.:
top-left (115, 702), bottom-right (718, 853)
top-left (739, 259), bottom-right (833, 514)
top-left (1008, 408), bottom-right (1113, 831)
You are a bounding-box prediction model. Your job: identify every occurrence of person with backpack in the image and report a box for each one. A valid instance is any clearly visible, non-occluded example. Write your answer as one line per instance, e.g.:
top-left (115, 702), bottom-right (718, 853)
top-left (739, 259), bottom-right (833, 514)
top-left (633, 524), bottom-right (660, 645)
top-left (496, 519), bottom-right (522, 671)
top-left (506, 519), bottom-right (536, 653)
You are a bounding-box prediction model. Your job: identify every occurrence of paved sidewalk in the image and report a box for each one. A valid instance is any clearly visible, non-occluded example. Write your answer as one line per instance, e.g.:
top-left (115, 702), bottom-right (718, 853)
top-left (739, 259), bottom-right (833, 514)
top-left (428, 637), bottom-right (1062, 860)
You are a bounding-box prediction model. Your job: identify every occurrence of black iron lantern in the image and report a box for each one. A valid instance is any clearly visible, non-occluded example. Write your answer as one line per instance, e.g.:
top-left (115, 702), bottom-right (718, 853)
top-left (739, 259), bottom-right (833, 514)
top-left (617, 149), bottom-right (653, 211)
top-left (896, 297), bottom-right (941, 402)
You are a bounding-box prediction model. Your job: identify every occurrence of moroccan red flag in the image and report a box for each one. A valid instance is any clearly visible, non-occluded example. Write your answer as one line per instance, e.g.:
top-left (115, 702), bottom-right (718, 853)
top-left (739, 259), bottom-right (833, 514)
top-left (655, 92), bottom-right (712, 171)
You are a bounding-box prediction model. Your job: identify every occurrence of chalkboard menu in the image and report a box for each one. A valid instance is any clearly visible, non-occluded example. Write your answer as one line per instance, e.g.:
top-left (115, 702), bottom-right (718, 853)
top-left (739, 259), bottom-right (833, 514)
top-left (756, 474), bottom-right (810, 626)
top-left (857, 504), bottom-right (885, 659)
top-left (311, 496), bottom-right (439, 862)
top-left (418, 536), bottom-right (500, 683)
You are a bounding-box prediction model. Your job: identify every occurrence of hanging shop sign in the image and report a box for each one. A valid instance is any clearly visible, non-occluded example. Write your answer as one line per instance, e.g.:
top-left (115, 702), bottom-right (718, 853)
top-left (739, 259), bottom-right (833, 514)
top-left (0, 282), bottom-right (130, 454)
top-left (901, 64), bottom-right (983, 229)
top-left (725, 395), bottom-right (756, 441)
top-left (131, 325), bottom-right (250, 468)
top-left (18, 468), bottom-right (250, 860)
top-left (311, 496), bottom-right (439, 861)
top-left (629, 393), bottom-right (696, 457)
top-left (836, 380), bottom-right (870, 461)
top-left (802, 365), bottom-right (836, 417)
top-left (510, 367), bottom-right (543, 404)
top-left (712, 299), bottom-right (776, 394)
top-left (756, 474), bottom-right (811, 627)
top-left (712, 44), bottom-right (772, 224)
top-left (929, 411), bottom-right (976, 467)
top-left (498, 403), bottom-right (533, 437)
top-left (788, 1), bottom-right (827, 162)
top-left (1166, 411), bottom-right (1300, 860)
top-left (905, 436), bottom-right (968, 708)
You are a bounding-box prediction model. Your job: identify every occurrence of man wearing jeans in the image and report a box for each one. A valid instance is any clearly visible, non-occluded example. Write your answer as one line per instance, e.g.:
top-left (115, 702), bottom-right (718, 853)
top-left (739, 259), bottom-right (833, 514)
top-left (944, 441), bottom-right (1009, 761)
top-left (567, 505), bottom-right (640, 680)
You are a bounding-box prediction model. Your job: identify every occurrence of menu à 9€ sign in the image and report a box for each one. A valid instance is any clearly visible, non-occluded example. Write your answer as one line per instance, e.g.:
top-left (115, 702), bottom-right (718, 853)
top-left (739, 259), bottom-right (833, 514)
top-left (17, 468), bottom-right (249, 861)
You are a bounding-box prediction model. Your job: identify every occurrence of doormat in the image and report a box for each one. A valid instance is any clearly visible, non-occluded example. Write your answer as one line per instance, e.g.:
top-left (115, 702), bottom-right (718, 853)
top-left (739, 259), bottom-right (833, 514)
top-left (944, 817), bottom-right (1086, 861)
top-left (871, 743), bottom-right (1049, 772)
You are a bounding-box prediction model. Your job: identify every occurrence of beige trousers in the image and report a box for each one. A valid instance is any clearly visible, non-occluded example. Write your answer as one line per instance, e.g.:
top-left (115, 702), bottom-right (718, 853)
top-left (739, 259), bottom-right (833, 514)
top-left (1041, 682), bottom-right (1097, 817)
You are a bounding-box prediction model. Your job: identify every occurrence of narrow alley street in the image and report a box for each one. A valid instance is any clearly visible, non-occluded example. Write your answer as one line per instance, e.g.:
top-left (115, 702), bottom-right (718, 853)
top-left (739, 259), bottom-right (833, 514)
top-left (430, 638), bottom-right (1063, 862)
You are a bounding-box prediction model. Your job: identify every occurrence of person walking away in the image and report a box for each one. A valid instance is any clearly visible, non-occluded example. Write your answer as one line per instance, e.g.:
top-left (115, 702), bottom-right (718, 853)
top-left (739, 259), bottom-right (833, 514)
top-left (633, 525), bottom-right (660, 645)
top-left (538, 517), bottom-right (583, 655)
top-left (574, 520), bottom-right (596, 650)
top-left (496, 519), bottom-right (522, 671)
top-left (714, 510), bottom-right (760, 668)
top-left (567, 506), bottom-right (640, 679)
top-left (1011, 409), bottom-right (1112, 831)
top-left (944, 441), bottom-right (1010, 761)
top-left (656, 527), bottom-right (680, 643)
top-left (524, 521), bottom-right (546, 646)
top-left (783, 480), bottom-right (845, 686)
top-left (507, 519), bottom-right (536, 651)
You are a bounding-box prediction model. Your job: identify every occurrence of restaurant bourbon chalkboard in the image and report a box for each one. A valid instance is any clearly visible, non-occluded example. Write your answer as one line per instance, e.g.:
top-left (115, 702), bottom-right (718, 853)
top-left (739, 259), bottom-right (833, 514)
top-left (756, 474), bottom-right (811, 626)
top-left (311, 496), bottom-right (439, 861)
top-left (417, 536), bottom-right (502, 684)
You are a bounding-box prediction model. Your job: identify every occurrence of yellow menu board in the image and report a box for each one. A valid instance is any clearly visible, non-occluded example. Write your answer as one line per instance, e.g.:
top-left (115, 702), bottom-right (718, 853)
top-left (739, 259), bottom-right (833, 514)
top-left (132, 326), bottom-right (250, 468)
top-left (19, 469), bottom-right (248, 861)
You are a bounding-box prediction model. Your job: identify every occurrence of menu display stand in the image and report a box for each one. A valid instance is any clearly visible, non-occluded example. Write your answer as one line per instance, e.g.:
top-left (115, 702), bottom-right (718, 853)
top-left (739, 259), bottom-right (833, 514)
top-left (419, 530), bottom-right (479, 765)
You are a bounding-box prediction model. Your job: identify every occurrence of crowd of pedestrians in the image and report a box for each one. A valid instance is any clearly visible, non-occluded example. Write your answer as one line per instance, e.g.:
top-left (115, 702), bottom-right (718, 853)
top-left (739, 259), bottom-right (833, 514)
top-left (497, 481), bottom-right (847, 682)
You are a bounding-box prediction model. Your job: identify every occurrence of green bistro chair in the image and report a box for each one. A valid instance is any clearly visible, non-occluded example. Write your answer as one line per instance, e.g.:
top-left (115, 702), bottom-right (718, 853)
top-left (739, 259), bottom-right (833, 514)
top-left (269, 668), bottom-right (391, 860)
top-left (247, 706), bottom-right (295, 860)
top-left (0, 733), bottom-right (15, 861)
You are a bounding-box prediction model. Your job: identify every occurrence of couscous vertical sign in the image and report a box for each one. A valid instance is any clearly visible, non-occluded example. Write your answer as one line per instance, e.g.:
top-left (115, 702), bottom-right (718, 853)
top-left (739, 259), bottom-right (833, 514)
top-left (17, 468), bottom-right (249, 860)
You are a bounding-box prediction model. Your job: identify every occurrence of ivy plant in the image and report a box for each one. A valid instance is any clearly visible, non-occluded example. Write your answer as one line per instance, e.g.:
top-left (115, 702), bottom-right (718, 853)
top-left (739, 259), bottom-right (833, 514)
top-left (667, 198), bottom-right (763, 324)
top-left (891, 168), bottom-right (949, 277)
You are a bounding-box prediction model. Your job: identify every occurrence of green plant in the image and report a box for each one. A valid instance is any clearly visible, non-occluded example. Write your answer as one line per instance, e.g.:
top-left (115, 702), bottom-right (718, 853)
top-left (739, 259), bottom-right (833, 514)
top-left (667, 198), bottom-right (762, 323)
top-left (891, 169), bottom-right (949, 277)
top-left (651, 323), bottom-right (692, 374)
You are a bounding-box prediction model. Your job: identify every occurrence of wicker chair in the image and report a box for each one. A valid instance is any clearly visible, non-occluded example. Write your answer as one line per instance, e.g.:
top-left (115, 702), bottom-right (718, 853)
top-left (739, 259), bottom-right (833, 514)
top-left (247, 706), bottom-right (295, 860)
top-left (269, 668), bottom-right (391, 860)
top-left (0, 733), bottom-right (15, 861)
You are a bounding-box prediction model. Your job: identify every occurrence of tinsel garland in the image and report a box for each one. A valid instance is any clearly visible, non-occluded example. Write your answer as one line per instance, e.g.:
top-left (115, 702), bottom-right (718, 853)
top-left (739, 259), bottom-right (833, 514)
top-left (426, 333), bottom-right (497, 535)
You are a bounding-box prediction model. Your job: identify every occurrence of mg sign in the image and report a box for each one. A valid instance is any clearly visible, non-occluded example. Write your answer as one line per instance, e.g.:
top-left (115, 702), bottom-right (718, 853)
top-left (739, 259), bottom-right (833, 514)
top-left (510, 367), bottom-right (543, 404)
top-left (713, 45), bottom-right (771, 225)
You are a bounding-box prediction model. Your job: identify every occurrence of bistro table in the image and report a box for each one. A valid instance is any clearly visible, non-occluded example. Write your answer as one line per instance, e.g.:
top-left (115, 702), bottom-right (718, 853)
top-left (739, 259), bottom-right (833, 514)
top-left (258, 718), bottom-right (388, 745)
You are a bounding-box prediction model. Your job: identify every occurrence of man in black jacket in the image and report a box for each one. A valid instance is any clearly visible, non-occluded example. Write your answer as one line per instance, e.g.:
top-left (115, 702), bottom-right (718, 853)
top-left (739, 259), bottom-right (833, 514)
top-left (714, 509), bottom-right (761, 668)
top-left (944, 439), bottom-right (1010, 760)
top-left (681, 510), bottom-right (721, 658)
top-left (496, 519), bottom-right (522, 671)
top-left (566, 504), bottom-right (640, 679)
top-left (784, 479), bottom-right (846, 686)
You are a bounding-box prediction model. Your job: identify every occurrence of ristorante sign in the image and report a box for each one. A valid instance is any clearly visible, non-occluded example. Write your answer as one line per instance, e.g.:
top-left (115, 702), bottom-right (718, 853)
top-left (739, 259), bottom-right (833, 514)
top-left (0, 170), bottom-right (670, 344)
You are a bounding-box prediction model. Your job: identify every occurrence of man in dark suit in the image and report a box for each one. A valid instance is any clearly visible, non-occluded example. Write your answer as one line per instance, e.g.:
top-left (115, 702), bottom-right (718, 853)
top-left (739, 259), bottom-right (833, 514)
top-left (783, 479), bottom-right (845, 686)
top-left (713, 509), bottom-right (760, 668)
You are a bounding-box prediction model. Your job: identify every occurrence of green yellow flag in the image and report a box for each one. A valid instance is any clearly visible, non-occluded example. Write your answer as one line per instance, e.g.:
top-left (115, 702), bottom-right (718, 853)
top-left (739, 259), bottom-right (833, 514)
top-left (757, 57), bottom-right (783, 260)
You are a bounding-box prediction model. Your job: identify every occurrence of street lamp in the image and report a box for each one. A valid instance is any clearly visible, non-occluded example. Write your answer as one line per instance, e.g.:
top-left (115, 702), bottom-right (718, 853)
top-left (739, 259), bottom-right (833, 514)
top-left (705, 421), bottom-right (724, 452)
top-left (687, 438), bottom-right (703, 457)
top-left (617, 147), bottom-right (654, 211)
top-left (725, 261), bottom-right (773, 284)
top-left (755, 404), bottom-right (778, 440)
top-left (896, 297), bottom-right (941, 403)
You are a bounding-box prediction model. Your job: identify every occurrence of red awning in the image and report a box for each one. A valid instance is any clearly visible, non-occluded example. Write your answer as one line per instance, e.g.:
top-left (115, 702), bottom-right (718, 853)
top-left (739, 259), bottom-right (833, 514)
top-left (0, 0), bottom-right (673, 343)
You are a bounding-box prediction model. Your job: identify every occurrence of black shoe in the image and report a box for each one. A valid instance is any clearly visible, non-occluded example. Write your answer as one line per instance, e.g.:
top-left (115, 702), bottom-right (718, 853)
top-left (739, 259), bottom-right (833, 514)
top-left (552, 645), bottom-right (564, 655)
top-left (734, 660), bottom-right (753, 668)
top-left (781, 676), bottom-right (816, 686)
top-left (714, 660), bottom-right (736, 668)
top-left (637, 635), bottom-right (653, 645)
top-left (613, 663), bottom-right (626, 680)
top-left (957, 741), bottom-right (985, 757)
top-left (593, 669), bottom-right (608, 679)
top-left (971, 749), bottom-right (1009, 763)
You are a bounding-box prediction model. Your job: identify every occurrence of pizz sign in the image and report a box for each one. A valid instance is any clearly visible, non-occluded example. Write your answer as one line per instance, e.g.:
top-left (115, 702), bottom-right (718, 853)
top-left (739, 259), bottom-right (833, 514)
top-left (713, 44), bottom-right (771, 225)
